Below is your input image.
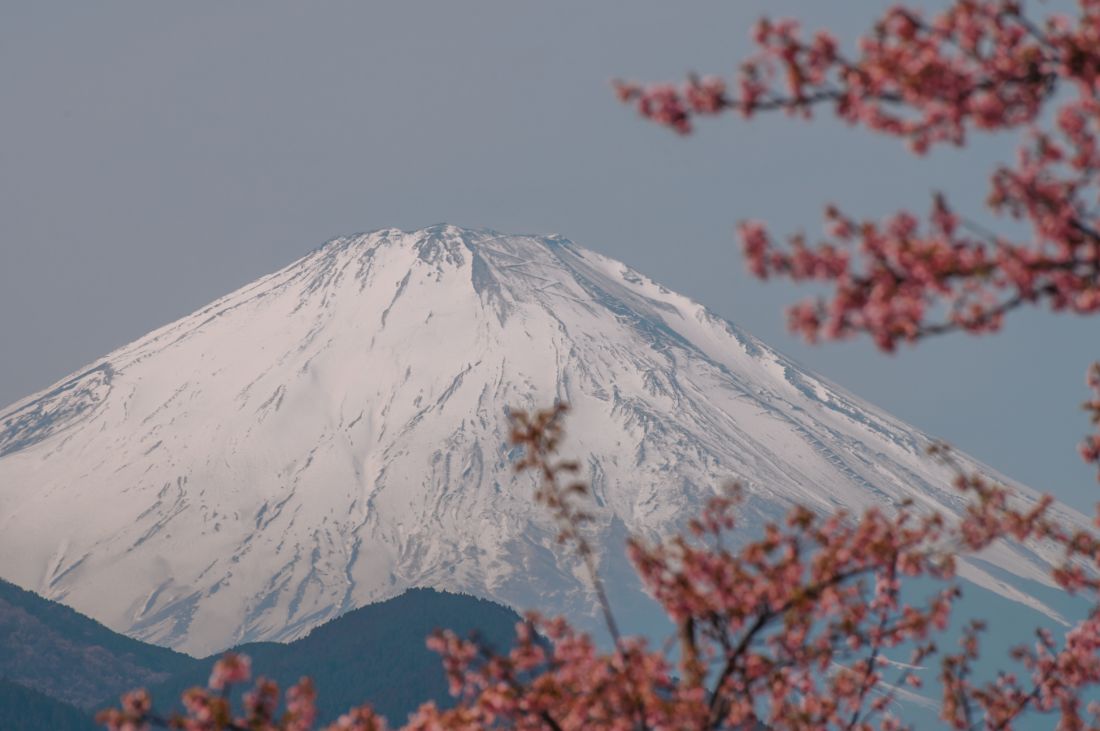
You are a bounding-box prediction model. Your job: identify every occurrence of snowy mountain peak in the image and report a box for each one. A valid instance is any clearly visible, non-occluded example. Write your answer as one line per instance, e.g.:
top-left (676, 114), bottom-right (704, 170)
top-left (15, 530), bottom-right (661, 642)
top-left (0, 226), bottom-right (1084, 655)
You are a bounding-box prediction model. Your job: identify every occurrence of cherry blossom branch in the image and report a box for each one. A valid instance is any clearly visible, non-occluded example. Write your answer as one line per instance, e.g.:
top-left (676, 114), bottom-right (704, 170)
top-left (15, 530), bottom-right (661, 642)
top-left (616, 1), bottom-right (1100, 357)
top-left (509, 404), bottom-right (626, 647)
top-left (471, 632), bottom-right (566, 731)
top-left (843, 565), bottom-right (898, 731)
top-left (1083, 363), bottom-right (1100, 481)
top-left (509, 404), bottom-right (654, 731)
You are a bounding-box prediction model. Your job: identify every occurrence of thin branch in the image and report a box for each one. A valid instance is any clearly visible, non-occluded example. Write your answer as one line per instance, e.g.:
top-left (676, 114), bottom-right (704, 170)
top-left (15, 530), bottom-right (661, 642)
top-left (844, 563), bottom-right (898, 730)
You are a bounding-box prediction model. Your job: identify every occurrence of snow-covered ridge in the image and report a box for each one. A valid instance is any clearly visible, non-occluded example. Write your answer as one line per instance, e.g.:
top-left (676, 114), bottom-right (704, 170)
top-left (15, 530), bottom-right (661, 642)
top-left (0, 225), bottom-right (1084, 654)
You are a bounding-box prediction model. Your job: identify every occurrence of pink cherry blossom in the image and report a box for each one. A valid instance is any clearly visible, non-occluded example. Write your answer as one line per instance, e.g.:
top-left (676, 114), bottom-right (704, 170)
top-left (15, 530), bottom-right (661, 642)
top-left (208, 653), bottom-right (251, 691)
top-left (92, 4), bottom-right (1100, 730)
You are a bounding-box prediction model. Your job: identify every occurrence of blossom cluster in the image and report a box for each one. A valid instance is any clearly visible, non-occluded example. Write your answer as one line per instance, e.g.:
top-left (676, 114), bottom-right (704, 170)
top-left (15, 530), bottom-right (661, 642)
top-left (616, 0), bottom-right (1100, 353)
top-left (1085, 363), bottom-right (1100, 480)
top-left (615, 2), bottom-right (1087, 144)
top-left (97, 654), bottom-right (321, 731)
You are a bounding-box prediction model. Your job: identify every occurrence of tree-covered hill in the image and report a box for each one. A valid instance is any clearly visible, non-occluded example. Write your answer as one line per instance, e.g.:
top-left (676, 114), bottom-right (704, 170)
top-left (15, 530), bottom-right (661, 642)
top-left (1, 579), bottom-right (521, 727)
top-left (139, 588), bottom-right (522, 724)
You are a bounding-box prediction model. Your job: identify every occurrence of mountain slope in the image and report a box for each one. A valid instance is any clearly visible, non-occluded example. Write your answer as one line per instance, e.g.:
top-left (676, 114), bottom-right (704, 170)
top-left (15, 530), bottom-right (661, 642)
top-left (0, 224), bottom-right (1085, 655)
top-left (0, 578), bottom-right (193, 709)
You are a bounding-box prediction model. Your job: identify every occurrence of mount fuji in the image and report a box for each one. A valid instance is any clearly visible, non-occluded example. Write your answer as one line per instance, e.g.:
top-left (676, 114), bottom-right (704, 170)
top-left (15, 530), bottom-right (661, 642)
top-left (0, 225), bottom-right (1084, 655)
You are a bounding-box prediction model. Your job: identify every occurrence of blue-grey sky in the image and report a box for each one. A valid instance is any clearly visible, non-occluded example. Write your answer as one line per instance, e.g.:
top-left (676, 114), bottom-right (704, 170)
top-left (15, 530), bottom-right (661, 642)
top-left (1, 2), bottom-right (1096, 510)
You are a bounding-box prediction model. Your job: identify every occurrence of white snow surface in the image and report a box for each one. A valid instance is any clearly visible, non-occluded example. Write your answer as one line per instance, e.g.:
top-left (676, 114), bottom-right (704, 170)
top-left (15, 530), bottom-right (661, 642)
top-left (0, 225), bottom-right (1085, 655)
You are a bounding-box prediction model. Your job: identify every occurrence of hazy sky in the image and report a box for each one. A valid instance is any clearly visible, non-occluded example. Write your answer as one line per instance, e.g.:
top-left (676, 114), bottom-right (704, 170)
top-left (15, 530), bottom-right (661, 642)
top-left (2, 2), bottom-right (1096, 509)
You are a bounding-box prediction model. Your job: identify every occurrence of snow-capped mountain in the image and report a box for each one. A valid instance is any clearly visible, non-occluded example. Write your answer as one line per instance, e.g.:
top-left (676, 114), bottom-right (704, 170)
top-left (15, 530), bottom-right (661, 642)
top-left (0, 225), bottom-right (1083, 655)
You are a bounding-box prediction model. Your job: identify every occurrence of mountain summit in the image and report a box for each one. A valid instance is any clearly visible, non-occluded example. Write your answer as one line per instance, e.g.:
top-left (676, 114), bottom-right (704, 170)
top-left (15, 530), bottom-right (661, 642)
top-left (0, 225), bottom-right (1081, 654)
